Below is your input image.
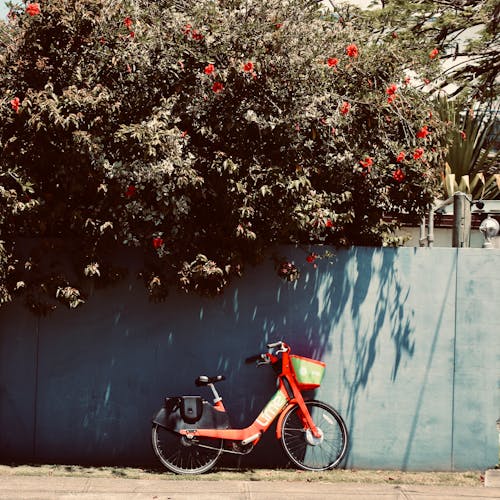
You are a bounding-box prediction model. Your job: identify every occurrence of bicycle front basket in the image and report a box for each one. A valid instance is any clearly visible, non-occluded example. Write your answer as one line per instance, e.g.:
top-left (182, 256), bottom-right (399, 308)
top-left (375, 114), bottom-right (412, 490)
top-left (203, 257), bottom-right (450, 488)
top-left (290, 355), bottom-right (326, 390)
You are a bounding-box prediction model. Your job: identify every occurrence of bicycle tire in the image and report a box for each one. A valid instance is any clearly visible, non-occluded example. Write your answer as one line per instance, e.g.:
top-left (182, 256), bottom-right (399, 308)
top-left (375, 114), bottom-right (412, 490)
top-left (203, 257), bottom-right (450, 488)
top-left (280, 400), bottom-right (348, 471)
top-left (152, 424), bottom-right (223, 474)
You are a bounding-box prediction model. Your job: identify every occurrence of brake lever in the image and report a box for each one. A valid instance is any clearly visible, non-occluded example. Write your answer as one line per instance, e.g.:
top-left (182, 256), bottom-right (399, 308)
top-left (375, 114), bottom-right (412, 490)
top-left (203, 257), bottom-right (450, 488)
top-left (256, 354), bottom-right (271, 366)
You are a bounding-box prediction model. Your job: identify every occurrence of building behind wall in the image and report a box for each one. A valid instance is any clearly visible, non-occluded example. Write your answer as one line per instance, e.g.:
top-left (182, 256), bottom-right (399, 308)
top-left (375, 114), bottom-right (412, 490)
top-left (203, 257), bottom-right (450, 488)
top-left (397, 200), bottom-right (500, 248)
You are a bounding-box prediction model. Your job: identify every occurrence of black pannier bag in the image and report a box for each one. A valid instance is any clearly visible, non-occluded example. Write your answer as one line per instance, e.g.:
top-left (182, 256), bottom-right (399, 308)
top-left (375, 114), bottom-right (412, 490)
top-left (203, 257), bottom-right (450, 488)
top-left (153, 396), bottom-right (230, 431)
top-left (180, 396), bottom-right (203, 424)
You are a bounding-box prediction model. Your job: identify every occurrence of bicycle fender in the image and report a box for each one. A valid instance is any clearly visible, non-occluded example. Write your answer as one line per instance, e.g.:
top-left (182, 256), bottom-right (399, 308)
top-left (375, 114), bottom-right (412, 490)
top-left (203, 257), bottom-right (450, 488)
top-left (275, 402), bottom-right (296, 439)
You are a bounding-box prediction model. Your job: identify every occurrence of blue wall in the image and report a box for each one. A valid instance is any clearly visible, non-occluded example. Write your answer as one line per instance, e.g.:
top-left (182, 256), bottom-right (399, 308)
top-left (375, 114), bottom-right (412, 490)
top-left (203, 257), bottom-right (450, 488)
top-left (0, 247), bottom-right (498, 471)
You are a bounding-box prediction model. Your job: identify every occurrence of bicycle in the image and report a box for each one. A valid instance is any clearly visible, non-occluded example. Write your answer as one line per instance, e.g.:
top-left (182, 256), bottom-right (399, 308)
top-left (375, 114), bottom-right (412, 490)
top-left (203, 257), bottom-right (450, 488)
top-left (151, 341), bottom-right (348, 474)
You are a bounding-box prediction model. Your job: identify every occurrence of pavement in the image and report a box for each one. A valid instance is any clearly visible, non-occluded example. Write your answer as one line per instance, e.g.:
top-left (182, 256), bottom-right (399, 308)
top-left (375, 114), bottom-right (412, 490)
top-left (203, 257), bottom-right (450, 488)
top-left (1, 474), bottom-right (500, 500)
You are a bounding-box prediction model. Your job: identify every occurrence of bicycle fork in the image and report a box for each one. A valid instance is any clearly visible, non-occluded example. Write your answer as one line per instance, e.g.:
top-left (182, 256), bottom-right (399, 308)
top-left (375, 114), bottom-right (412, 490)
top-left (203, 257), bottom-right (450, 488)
top-left (276, 375), bottom-right (322, 439)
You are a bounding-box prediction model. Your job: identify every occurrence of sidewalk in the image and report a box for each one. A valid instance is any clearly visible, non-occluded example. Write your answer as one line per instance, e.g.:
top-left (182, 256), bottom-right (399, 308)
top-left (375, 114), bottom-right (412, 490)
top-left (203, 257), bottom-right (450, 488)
top-left (1, 475), bottom-right (499, 500)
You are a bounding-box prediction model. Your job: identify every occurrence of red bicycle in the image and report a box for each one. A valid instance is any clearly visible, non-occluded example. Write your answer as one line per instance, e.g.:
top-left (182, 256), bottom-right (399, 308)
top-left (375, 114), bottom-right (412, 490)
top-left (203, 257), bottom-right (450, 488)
top-left (152, 341), bottom-right (348, 474)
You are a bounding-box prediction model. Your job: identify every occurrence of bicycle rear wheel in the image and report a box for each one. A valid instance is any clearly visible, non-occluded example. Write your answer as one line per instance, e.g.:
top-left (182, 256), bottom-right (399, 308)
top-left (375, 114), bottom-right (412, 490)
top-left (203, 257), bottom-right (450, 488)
top-left (152, 424), bottom-right (223, 474)
top-left (280, 400), bottom-right (348, 471)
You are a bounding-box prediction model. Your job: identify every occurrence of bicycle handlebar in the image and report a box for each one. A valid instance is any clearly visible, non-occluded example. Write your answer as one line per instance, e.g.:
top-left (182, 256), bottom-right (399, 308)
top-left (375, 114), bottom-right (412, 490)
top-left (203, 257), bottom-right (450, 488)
top-left (267, 341), bottom-right (289, 354)
top-left (266, 341), bottom-right (283, 349)
top-left (246, 341), bottom-right (289, 365)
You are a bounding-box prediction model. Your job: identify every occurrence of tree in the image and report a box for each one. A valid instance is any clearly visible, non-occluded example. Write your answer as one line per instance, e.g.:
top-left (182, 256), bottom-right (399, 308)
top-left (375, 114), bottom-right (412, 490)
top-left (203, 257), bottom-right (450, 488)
top-left (357, 0), bottom-right (499, 100)
top-left (0, 0), bottom-right (448, 310)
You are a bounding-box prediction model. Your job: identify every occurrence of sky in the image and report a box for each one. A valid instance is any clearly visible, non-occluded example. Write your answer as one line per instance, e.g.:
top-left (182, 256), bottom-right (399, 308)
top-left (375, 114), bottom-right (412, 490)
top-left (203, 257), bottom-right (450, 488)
top-left (0, 1), bottom-right (8, 19)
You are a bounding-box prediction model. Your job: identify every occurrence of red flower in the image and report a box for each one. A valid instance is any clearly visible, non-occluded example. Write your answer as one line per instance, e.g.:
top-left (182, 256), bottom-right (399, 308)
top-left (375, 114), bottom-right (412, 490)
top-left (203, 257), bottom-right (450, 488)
top-left (243, 61), bottom-right (254, 72)
top-left (125, 185), bottom-right (136, 198)
top-left (392, 168), bottom-right (405, 182)
top-left (396, 151), bottom-right (406, 162)
top-left (183, 24), bottom-right (192, 35)
top-left (460, 130), bottom-right (466, 140)
top-left (26, 3), bottom-right (41, 16)
top-left (10, 97), bottom-right (20, 113)
top-left (429, 48), bottom-right (439, 59)
top-left (340, 101), bottom-right (350, 115)
top-left (212, 81), bottom-right (224, 93)
top-left (306, 253), bottom-right (317, 264)
top-left (275, 23), bottom-right (283, 29)
top-left (152, 237), bottom-right (164, 249)
top-left (191, 30), bottom-right (204, 41)
top-left (129, 31), bottom-right (135, 39)
top-left (327, 57), bottom-right (339, 67)
top-left (204, 63), bottom-right (215, 75)
top-left (423, 78), bottom-right (430, 85)
top-left (413, 148), bottom-right (424, 160)
top-left (386, 84), bottom-right (397, 104)
top-left (124, 17), bottom-right (133, 29)
top-left (359, 157), bottom-right (373, 174)
top-left (416, 125), bottom-right (430, 139)
top-left (346, 44), bottom-right (359, 58)
top-left (386, 84), bottom-right (397, 96)
top-left (325, 219), bottom-right (334, 228)
top-left (360, 157), bottom-right (373, 168)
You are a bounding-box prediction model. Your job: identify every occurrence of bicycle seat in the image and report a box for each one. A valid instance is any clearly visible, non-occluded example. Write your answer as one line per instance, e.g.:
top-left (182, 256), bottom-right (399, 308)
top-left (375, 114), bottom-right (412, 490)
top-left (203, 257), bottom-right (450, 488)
top-left (195, 375), bottom-right (226, 386)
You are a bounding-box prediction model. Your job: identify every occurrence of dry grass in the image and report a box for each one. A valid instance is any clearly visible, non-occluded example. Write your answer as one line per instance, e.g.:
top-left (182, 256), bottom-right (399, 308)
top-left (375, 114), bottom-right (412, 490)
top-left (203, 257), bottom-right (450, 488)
top-left (0, 463), bottom-right (484, 486)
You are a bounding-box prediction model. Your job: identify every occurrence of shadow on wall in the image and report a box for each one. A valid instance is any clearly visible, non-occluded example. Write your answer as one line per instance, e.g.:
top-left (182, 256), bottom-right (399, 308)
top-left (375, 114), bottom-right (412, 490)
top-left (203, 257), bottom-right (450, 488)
top-left (292, 246), bottom-right (459, 471)
top-left (284, 248), bottom-right (417, 449)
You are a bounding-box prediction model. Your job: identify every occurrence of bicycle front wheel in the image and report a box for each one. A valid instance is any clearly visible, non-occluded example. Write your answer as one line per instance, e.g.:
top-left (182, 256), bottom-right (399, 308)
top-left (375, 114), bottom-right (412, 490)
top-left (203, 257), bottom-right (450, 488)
top-left (152, 424), bottom-right (223, 474)
top-left (280, 400), bottom-right (348, 471)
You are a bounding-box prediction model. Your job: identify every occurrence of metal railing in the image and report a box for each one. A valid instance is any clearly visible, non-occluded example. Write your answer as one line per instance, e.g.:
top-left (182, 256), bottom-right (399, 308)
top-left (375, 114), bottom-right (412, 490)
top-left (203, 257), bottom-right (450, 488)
top-left (420, 193), bottom-right (498, 248)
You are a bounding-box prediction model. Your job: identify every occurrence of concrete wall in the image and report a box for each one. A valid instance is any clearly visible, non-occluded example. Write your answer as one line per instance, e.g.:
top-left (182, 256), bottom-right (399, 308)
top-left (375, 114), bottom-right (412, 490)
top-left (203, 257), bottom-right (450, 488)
top-left (0, 247), bottom-right (498, 471)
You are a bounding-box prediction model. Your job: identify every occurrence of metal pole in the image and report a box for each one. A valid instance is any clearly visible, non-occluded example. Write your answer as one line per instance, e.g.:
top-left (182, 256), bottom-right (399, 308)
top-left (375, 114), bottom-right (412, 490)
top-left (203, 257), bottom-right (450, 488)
top-left (419, 216), bottom-right (427, 247)
top-left (452, 192), bottom-right (471, 248)
top-left (428, 208), bottom-right (435, 248)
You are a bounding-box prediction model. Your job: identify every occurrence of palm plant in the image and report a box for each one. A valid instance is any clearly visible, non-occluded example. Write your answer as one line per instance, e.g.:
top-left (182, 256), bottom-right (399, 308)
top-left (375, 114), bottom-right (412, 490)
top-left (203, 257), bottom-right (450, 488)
top-left (437, 95), bottom-right (499, 200)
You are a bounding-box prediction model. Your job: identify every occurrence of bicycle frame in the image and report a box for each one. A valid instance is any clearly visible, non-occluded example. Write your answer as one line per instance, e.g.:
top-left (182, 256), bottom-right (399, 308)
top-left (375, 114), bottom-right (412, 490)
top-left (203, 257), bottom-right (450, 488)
top-left (178, 347), bottom-right (321, 446)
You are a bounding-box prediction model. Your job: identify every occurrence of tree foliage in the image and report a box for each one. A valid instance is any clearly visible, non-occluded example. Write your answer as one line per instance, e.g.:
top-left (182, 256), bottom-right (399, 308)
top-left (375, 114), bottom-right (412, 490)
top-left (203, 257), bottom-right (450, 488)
top-left (358, 0), bottom-right (499, 100)
top-left (0, 0), bottom-right (449, 310)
